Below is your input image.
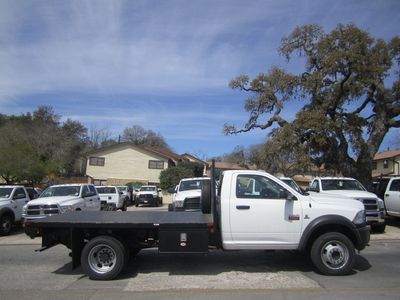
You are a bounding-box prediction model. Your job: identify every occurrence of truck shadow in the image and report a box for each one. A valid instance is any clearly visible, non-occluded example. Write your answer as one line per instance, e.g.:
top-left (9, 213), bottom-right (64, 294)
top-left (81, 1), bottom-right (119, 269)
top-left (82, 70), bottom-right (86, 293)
top-left (385, 216), bottom-right (400, 229)
top-left (116, 249), bottom-right (371, 279)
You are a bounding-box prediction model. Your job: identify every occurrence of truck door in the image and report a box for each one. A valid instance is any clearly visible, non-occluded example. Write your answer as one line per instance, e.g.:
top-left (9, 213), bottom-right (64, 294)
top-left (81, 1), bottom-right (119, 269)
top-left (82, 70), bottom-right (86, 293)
top-left (12, 187), bottom-right (29, 221)
top-left (385, 179), bottom-right (400, 216)
top-left (229, 173), bottom-right (303, 249)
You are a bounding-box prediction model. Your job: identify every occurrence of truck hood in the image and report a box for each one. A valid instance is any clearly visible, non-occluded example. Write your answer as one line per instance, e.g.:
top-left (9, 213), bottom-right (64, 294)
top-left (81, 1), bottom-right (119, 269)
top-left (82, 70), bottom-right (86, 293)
top-left (138, 191), bottom-right (157, 196)
top-left (319, 190), bottom-right (377, 199)
top-left (27, 196), bottom-right (81, 206)
top-left (309, 193), bottom-right (364, 210)
top-left (174, 190), bottom-right (201, 201)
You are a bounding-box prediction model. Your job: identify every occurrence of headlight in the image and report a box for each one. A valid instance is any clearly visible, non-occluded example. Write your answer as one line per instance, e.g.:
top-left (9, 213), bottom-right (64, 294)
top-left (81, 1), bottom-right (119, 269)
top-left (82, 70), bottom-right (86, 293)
top-left (174, 201), bottom-right (184, 208)
top-left (377, 199), bottom-right (385, 210)
top-left (60, 205), bottom-right (74, 213)
top-left (22, 205), bottom-right (27, 216)
top-left (353, 210), bottom-right (366, 225)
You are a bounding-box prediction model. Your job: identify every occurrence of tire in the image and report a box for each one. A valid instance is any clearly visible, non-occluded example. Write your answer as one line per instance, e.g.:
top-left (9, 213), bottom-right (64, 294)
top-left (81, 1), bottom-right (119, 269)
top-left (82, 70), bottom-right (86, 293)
top-left (135, 200), bottom-right (139, 207)
top-left (168, 204), bottom-right (173, 211)
top-left (81, 235), bottom-right (127, 280)
top-left (121, 200), bottom-right (127, 211)
top-left (310, 232), bottom-right (355, 275)
top-left (371, 223), bottom-right (386, 233)
top-left (201, 179), bottom-right (212, 214)
top-left (0, 214), bottom-right (13, 236)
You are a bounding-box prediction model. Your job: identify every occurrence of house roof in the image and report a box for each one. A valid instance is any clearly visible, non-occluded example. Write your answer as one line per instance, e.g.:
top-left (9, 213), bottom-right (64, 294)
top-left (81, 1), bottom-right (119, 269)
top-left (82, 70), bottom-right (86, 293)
top-left (373, 149), bottom-right (400, 161)
top-left (181, 153), bottom-right (207, 164)
top-left (208, 161), bottom-right (257, 170)
top-left (86, 142), bottom-right (183, 162)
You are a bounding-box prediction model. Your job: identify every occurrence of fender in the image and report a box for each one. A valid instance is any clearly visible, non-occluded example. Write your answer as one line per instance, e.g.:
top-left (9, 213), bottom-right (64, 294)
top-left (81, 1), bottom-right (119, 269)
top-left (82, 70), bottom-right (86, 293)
top-left (298, 214), bottom-right (364, 251)
top-left (0, 206), bottom-right (16, 221)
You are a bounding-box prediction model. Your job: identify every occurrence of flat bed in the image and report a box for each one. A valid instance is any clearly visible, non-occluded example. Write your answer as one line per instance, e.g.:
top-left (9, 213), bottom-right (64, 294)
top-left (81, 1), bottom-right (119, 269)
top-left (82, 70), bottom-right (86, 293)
top-left (28, 211), bottom-right (212, 229)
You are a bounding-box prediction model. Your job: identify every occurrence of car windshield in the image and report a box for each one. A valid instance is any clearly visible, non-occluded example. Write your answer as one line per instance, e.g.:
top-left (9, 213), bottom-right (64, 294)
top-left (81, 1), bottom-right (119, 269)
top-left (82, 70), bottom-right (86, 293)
top-left (321, 179), bottom-right (366, 191)
top-left (96, 187), bottom-right (117, 194)
top-left (40, 186), bottom-right (81, 197)
top-left (179, 180), bottom-right (205, 192)
top-left (0, 188), bottom-right (13, 198)
top-left (140, 186), bottom-right (156, 192)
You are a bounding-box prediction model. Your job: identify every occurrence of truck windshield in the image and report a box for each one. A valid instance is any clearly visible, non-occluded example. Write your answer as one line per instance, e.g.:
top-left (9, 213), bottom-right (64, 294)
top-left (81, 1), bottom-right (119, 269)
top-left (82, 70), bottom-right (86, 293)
top-left (40, 186), bottom-right (81, 197)
top-left (179, 180), bottom-right (205, 191)
top-left (321, 179), bottom-right (366, 191)
top-left (0, 188), bottom-right (13, 198)
top-left (140, 186), bottom-right (156, 192)
top-left (96, 187), bottom-right (117, 194)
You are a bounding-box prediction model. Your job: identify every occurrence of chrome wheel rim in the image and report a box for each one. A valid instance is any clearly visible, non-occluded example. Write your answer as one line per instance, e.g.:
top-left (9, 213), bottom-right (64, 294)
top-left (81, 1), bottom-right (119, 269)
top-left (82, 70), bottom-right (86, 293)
top-left (88, 244), bottom-right (117, 274)
top-left (321, 240), bottom-right (349, 270)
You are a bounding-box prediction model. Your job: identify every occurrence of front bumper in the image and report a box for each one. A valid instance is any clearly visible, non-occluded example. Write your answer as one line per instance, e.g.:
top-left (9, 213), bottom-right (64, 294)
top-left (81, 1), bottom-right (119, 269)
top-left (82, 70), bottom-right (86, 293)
top-left (366, 210), bottom-right (385, 224)
top-left (137, 197), bottom-right (158, 205)
top-left (355, 225), bottom-right (370, 251)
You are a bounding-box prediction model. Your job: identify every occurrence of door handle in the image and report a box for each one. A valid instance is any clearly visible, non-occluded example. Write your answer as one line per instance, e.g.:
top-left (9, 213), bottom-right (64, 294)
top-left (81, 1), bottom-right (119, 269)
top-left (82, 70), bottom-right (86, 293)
top-left (236, 205), bottom-right (250, 210)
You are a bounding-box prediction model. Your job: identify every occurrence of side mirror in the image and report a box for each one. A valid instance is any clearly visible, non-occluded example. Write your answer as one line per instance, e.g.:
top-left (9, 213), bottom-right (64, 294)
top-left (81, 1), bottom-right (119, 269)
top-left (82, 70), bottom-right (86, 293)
top-left (158, 188), bottom-right (162, 192)
top-left (167, 188), bottom-right (175, 194)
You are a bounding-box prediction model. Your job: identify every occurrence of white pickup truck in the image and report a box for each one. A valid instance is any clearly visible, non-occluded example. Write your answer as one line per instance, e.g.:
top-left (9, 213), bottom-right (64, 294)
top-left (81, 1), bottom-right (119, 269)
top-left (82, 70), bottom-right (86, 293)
top-left (169, 177), bottom-right (211, 211)
top-left (308, 177), bottom-right (386, 232)
top-left (25, 163), bottom-right (370, 280)
top-left (383, 177), bottom-right (400, 217)
top-left (22, 184), bottom-right (101, 223)
top-left (0, 185), bottom-right (30, 235)
top-left (96, 186), bottom-right (127, 211)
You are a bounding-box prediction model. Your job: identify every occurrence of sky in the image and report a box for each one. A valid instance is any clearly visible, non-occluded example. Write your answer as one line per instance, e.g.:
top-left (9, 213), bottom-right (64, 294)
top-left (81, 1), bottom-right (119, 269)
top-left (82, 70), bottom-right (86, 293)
top-left (0, 0), bottom-right (399, 158)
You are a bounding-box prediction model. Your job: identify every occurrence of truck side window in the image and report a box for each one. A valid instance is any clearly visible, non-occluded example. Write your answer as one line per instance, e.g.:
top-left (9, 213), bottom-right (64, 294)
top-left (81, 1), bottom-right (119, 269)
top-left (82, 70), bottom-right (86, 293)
top-left (236, 175), bottom-right (286, 199)
top-left (13, 188), bottom-right (27, 199)
top-left (311, 180), bottom-right (319, 191)
top-left (389, 179), bottom-right (400, 192)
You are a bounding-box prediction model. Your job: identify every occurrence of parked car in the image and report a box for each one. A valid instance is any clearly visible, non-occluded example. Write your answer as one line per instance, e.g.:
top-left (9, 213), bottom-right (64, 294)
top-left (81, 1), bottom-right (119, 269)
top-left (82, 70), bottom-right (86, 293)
top-left (116, 186), bottom-right (131, 205)
top-left (23, 184), bottom-right (101, 223)
top-left (168, 177), bottom-right (211, 211)
top-left (308, 177), bottom-right (386, 232)
top-left (135, 185), bottom-right (162, 207)
top-left (0, 185), bottom-right (30, 235)
top-left (383, 177), bottom-right (400, 218)
top-left (96, 186), bottom-right (127, 211)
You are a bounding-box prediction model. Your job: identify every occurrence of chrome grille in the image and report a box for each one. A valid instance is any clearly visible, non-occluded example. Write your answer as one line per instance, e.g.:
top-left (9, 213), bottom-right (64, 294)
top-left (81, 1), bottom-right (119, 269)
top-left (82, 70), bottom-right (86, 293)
top-left (361, 198), bottom-right (378, 211)
top-left (26, 204), bottom-right (60, 216)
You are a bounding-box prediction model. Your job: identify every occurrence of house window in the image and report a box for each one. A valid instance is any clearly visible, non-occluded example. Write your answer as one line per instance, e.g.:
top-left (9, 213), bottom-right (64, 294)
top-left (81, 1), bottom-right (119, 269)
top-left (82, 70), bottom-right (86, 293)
top-left (149, 160), bottom-right (164, 169)
top-left (383, 160), bottom-right (389, 169)
top-left (89, 157), bottom-right (105, 166)
top-left (372, 161), bottom-right (377, 170)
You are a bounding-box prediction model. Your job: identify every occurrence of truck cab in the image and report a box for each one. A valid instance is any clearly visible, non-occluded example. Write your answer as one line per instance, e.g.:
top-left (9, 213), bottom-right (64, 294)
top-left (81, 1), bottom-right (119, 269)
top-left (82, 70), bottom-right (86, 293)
top-left (383, 177), bottom-right (400, 217)
top-left (220, 171), bottom-right (367, 250)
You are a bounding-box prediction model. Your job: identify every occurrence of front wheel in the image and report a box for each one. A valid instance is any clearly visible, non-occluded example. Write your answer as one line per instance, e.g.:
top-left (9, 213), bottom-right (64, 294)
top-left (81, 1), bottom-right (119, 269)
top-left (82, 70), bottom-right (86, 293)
top-left (0, 215), bottom-right (12, 236)
top-left (310, 232), bottom-right (355, 275)
top-left (81, 235), bottom-right (127, 280)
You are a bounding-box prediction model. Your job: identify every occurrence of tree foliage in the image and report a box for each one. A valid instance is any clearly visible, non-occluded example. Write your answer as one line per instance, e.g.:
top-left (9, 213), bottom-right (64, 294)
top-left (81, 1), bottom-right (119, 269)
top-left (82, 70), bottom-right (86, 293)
top-left (122, 125), bottom-right (169, 148)
top-left (225, 24), bottom-right (400, 185)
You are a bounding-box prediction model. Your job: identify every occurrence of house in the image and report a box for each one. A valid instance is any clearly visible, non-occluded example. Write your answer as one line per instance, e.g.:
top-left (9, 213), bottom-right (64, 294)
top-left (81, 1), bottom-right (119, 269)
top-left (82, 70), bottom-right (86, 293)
top-left (372, 148), bottom-right (400, 178)
top-left (85, 143), bottom-right (184, 186)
